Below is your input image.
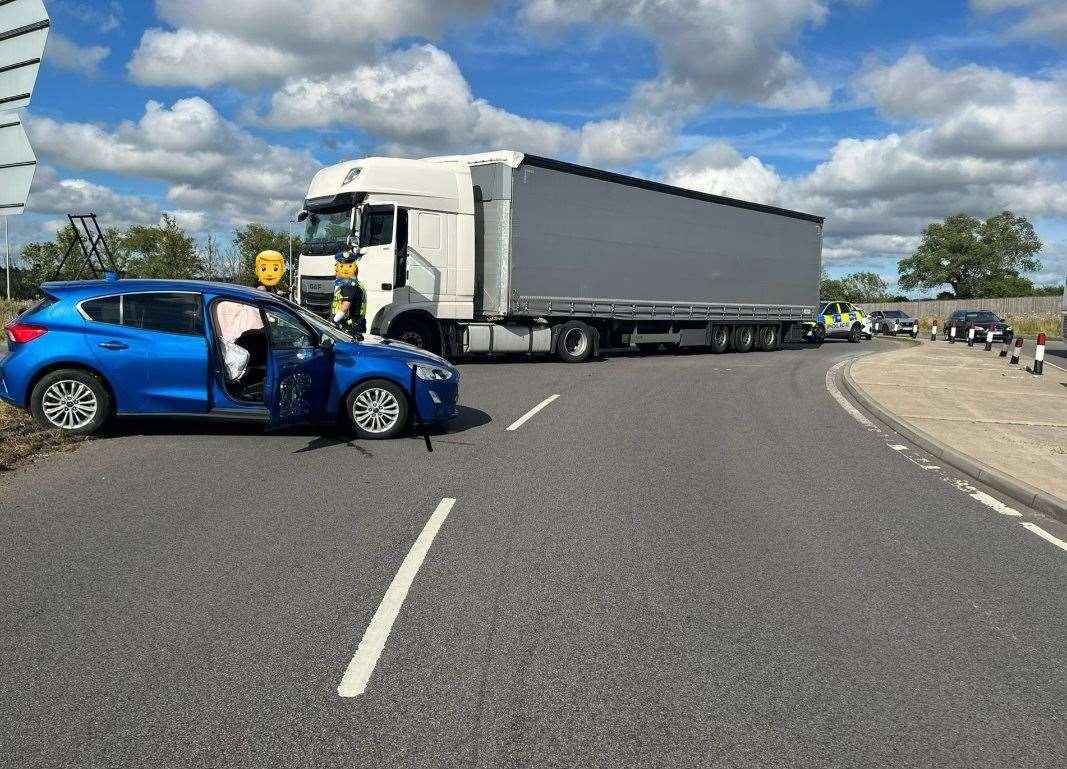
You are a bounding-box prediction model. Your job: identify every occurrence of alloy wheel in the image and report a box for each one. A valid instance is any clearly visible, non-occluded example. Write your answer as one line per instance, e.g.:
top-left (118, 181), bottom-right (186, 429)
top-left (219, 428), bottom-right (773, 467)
top-left (351, 387), bottom-right (402, 434)
top-left (41, 380), bottom-right (98, 430)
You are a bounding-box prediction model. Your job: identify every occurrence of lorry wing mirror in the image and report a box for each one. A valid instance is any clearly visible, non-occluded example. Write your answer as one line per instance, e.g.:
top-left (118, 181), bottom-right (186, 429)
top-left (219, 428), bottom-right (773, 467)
top-left (297, 210), bottom-right (308, 222)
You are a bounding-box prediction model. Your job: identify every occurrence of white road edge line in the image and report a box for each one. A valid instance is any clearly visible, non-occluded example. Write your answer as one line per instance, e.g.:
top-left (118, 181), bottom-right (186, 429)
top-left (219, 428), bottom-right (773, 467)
top-left (969, 490), bottom-right (1023, 517)
top-left (1018, 521), bottom-right (1067, 552)
top-left (337, 497), bottom-right (457, 698)
top-left (506, 394), bottom-right (560, 431)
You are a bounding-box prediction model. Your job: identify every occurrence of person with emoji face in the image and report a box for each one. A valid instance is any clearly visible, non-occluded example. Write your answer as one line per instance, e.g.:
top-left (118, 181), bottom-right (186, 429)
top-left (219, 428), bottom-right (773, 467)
top-left (254, 250), bottom-right (290, 297)
top-left (331, 250), bottom-right (366, 332)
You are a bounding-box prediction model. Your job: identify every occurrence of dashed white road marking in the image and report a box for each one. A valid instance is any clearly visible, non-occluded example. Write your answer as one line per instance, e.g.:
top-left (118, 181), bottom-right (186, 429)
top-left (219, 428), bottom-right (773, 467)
top-left (506, 394), bottom-right (560, 431)
top-left (337, 497), bottom-right (456, 698)
top-left (826, 355), bottom-right (1065, 557)
top-left (969, 490), bottom-right (1023, 517)
top-left (1018, 522), bottom-right (1067, 552)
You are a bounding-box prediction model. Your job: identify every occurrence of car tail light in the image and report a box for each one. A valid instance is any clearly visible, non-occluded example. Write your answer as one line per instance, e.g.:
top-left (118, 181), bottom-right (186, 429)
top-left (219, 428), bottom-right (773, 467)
top-left (5, 322), bottom-right (48, 344)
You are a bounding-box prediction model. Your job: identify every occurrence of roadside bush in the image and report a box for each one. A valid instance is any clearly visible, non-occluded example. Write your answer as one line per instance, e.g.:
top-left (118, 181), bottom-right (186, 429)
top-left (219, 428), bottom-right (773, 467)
top-left (0, 299), bottom-right (25, 327)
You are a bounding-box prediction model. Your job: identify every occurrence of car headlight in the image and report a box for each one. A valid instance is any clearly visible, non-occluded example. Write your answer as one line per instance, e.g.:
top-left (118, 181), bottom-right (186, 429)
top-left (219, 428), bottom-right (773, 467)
top-left (414, 364), bottom-right (453, 381)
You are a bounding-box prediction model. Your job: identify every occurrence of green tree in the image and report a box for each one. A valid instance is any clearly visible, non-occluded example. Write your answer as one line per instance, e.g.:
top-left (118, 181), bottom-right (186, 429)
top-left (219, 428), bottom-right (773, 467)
top-left (231, 224), bottom-right (297, 287)
top-left (898, 211), bottom-right (1042, 299)
top-left (120, 215), bottom-right (202, 279)
top-left (1032, 282), bottom-right (1064, 296)
top-left (820, 270), bottom-right (890, 303)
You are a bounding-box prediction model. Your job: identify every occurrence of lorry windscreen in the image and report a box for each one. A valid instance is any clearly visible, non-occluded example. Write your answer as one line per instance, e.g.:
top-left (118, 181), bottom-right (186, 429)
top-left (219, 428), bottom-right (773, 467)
top-left (304, 209), bottom-right (352, 245)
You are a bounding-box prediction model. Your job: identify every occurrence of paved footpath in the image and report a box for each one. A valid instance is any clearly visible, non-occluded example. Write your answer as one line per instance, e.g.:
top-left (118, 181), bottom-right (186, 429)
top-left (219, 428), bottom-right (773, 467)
top-left (850, 339), bottom-right (1067, 504)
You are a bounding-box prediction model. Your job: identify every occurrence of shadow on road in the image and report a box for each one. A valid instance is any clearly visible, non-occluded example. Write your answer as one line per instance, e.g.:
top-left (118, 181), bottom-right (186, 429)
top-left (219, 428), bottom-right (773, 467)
top-left (102, 405), bottom-right (492, 446)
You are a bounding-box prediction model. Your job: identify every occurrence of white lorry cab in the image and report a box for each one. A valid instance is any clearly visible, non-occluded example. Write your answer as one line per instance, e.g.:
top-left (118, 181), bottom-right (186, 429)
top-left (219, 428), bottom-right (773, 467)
top-left (296, 151), bottom-right (823, 361)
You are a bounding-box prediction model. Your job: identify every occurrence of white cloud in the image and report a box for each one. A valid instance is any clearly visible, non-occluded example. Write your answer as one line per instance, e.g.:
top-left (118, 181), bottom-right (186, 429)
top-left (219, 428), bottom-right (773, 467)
top-left (521, 0), bottom-right (831, 110)
top-left (856, 51), bottom-right (1067, 158)
top-left (971, 0), bottom-right (1067, 45)
top-left (27, 99), bottom-right (322, 232)
top-left (660, 127), bottom-right (1067, 268)
top-left (577, 115), bottom-right (674, 167)
top-left (661, 142), bottom-right (783, 204)
top-left (129, 28), bottom-right (303, 88)
top-left (262, 44), bottom-right (575, 157)
top-left (129, 0), bottom-right (497, 87)
top-left (45, 33), bottom-right (110, 78)
top-left (27, 166), bottom-right (163, 231)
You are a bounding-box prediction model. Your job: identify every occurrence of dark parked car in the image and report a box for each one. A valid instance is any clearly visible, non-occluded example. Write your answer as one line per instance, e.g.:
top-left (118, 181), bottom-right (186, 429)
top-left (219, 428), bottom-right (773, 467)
top-left (868, 310), bottom-right (918, 337)
top-left (943, 310), bottom-right (1013, 342)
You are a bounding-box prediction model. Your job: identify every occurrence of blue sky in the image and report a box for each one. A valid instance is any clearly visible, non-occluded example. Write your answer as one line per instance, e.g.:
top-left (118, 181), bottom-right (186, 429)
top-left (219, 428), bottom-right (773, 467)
top-left (14, 0), bottom-right (1067, 293)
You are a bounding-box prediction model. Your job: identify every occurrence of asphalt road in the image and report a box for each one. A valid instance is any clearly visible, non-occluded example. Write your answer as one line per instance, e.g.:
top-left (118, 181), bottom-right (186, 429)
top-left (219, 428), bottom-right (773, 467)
top-left (2, 339), bottom-right (1065, 768)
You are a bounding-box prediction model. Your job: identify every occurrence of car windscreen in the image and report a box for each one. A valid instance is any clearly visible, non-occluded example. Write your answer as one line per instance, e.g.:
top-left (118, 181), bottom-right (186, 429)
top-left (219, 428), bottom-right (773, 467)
top-left (968, 311), bottom-right (1001, 323)
top-left (884, 310), bottom-right (906, 318)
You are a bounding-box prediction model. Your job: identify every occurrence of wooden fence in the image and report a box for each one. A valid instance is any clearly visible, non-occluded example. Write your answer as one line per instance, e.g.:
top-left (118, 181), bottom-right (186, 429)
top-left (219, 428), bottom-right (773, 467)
top-left (860, 296), bottom-right (1062, 318)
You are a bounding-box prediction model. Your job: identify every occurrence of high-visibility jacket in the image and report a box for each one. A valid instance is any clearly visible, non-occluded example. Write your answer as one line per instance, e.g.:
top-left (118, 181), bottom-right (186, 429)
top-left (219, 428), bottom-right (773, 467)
top-left (331, 279), bottom-right (366, 328)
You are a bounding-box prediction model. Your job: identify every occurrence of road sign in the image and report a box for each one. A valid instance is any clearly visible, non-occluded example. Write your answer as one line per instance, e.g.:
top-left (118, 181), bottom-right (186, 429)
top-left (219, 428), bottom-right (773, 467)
top-left (0, 0), bottom-right (49, 220)
top-left (0, 112), bottom-right (34, 214)
top-left (0, 0), bottom-right (49, 113)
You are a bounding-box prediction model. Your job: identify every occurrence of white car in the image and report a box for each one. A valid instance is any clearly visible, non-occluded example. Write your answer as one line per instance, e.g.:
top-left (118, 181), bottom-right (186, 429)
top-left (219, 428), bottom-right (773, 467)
top-left (857, 308), bottom-right (874, 339)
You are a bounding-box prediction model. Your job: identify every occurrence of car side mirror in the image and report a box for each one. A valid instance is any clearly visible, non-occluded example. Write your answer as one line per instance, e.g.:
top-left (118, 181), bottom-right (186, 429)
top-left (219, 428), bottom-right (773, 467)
top-left (319, 334), bottom-right (335, 349)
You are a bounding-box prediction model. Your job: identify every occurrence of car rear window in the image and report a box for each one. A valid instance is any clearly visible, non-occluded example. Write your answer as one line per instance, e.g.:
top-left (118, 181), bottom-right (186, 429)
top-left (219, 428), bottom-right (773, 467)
top-left (124, 293), bottom-right (204, 336)
top-left (82, 296), bottom-right (121, 325)
top-left (17, 294), bottom-right (58, 319)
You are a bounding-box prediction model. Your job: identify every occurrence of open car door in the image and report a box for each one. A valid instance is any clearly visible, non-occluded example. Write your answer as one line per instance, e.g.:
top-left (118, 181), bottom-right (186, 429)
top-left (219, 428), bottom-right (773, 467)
top-left (262, 304), bottom-right (334, 430)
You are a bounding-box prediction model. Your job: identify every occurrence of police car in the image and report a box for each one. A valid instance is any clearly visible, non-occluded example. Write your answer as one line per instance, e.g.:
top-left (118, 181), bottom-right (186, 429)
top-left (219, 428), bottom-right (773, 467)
top-left (805, 300), bottom-right (866, 344)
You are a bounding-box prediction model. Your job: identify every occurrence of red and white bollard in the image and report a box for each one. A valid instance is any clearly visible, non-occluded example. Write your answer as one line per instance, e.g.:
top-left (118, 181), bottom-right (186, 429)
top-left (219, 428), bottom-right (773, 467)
top-left (967, 324), bottom-right (975, 347)
top-left (1034, 333), bottom-right (1046, 375)
top-left (949, 325), bottom-right (956, 343)
top-left (1010, 337), bottom-right (1023, 365)
top-left (931, 321), bottom-right (938, 342)
top-left (984, 327), bottom-right (993, 351)
top-left (1000, 336), bottom-right (1010, 357)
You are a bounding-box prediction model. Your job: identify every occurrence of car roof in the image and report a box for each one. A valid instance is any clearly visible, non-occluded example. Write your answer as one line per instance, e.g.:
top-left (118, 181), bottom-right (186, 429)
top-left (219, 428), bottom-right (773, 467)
top-left (41, 278), bottom-right (269, 302)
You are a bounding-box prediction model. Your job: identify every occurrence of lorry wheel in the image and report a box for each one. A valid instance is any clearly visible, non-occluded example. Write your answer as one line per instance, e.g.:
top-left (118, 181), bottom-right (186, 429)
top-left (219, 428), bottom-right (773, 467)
top-left (389, 317), bottom-right (438, 354)
top-left (556, 321), bottom-right (594, 363)
top-left (848, 324), bottom-right (862, 343)
top-left (30, 368), bottom-right (111, 435)
top-left (732, 325), bottom-right (755, 353)
top-left (710, 325), bottom-right (730, 354)
top-left (756, 324), bottom-right (779, 351)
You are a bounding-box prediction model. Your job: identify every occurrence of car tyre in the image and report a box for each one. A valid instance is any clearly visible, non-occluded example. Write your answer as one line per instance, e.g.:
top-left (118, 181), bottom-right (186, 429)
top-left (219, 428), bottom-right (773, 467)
top-left (733, 324), bottom-right (755, 352)
top-left (345, 378), bottom-right (410, 440)
top-left (848, 324), bottom-right (862, 343)
top-left (30, 368), bottom-right (111, 436)
top-left (389, 317), bottom-right (439, 354)
top-left (811, 324), bottom-right (825, 346)
top-left (556, 321), bottom-right (595, 363)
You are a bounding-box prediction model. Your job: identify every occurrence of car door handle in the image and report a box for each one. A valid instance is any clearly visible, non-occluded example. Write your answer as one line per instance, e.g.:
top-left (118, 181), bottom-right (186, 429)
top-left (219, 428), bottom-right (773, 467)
top-left (98, 341), bottom-right (129, 350)
top-left (381, 282), bottom-right (392, 290)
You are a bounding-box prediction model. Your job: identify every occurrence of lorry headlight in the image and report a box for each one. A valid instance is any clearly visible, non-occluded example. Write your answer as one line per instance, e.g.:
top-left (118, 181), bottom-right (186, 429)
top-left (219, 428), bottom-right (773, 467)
top-left (414, 364), bottom-right (453, 381)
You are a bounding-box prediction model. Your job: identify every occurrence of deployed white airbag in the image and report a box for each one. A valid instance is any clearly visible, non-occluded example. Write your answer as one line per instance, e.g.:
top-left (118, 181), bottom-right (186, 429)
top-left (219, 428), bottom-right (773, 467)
top-left (222, 339), bottom-right (250, 381)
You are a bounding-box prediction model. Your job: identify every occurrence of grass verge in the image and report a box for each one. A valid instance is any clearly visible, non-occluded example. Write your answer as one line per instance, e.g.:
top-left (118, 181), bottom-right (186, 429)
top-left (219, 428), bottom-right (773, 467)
top-left (1, 301), bottom-right (85, 471)
top-left (0, 401), bottom-right (83, 472)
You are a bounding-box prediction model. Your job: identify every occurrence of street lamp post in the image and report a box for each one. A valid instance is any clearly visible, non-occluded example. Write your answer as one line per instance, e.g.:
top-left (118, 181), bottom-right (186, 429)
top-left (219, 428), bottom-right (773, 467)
top-left (288, 217), bottom-right (294, 292)
top-left (4, 215), bottom-right (10, 301)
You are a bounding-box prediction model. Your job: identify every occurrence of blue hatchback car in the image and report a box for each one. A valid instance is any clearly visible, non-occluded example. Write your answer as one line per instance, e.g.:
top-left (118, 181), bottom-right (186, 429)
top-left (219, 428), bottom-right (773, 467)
top-left (1, 278), bottom-right (459, 438)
